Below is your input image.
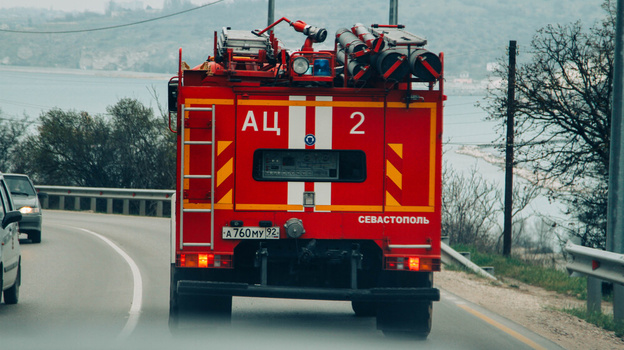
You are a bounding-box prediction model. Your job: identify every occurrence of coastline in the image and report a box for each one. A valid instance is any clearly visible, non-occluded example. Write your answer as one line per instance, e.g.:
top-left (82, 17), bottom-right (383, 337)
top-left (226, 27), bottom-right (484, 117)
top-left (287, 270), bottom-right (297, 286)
top-left (0, 64), bottom-right (172, 80)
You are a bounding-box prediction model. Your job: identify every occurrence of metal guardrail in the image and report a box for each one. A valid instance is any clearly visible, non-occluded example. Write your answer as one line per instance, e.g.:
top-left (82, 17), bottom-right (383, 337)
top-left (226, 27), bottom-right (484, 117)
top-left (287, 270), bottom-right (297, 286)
top-left (565, 241), bottom-right (624, 285)
top-left (36, 185), bottom-right (174, 217)
top-left (565, 241), bottom-right (624, 316)
top-left (440, 242), bottom-right (497, 280)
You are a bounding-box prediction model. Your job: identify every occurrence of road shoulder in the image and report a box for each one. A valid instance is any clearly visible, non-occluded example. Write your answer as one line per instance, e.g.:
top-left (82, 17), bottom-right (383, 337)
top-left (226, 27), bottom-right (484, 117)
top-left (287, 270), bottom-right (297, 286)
top-left (435, 268), bottom-right (624, 350)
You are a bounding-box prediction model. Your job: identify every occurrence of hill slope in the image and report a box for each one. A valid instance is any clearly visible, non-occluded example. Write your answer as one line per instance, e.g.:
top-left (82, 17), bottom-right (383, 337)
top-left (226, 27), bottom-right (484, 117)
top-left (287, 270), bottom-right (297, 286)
top-left (0, 0), bottom-right (607, 78)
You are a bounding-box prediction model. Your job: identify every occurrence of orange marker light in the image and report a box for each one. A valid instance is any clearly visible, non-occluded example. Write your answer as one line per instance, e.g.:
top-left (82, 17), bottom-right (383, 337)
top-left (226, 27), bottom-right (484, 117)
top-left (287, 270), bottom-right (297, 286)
top-left (408, 257), bottom-right (420, 271)
top-left (198, 254), bottom-right (208, 268)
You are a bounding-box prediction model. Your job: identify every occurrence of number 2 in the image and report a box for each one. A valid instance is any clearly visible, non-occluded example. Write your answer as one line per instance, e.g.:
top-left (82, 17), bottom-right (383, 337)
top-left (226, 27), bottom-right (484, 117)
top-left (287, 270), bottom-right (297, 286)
top-left (350, 112), bottom-right (365, 134)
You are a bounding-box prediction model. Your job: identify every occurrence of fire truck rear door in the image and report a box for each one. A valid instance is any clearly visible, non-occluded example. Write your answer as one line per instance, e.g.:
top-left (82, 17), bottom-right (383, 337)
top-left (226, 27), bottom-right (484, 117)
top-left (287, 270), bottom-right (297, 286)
top-left (234, 93), bottom-right (385, 213)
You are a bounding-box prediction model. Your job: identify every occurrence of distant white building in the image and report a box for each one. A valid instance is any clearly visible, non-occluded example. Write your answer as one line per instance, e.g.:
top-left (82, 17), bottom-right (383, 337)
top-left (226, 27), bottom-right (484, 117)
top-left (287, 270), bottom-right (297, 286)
top-left (453, 72), bottom-right (473, 84)
top-left (107, 1), bottom-right (151, 16)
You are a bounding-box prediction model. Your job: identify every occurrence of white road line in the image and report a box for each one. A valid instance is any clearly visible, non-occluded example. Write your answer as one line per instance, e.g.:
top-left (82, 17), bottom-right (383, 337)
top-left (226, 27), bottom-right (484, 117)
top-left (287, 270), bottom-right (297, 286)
top-left (74, 227), bottom-right (143, 339)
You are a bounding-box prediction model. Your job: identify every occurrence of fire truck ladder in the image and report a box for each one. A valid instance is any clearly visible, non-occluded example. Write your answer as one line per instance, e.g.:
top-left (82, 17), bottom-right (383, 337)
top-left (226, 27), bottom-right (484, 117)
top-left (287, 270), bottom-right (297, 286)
top-left (179, 104), bottom-right (215, 250)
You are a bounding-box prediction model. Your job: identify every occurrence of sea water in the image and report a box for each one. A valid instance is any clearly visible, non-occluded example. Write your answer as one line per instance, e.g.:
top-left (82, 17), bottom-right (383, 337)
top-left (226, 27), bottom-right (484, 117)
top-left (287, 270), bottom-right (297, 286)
top-left (0, 66), bottom-right (170, 120)
top-left (0, 67), bottom-right (567, 234)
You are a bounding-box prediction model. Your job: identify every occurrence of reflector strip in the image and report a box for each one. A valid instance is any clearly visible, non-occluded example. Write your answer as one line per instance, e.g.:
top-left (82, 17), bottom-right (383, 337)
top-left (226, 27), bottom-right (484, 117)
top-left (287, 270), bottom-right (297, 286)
top-left (216, 140), bottom-right (234, 210)
top-left (386, 160), bottom-right (402, 190)
top-left (383, 104), bottom-right (438, 212)
top-left (216, 158), bottom-right (233, 187)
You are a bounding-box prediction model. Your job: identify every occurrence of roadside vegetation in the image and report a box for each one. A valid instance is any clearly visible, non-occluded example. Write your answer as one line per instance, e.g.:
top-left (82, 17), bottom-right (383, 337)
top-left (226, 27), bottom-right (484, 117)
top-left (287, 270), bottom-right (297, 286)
top-left (450, 243), bottom-right (586, 298)
top-left (0, 98), bottom-right (175, 189)
top-left (566, 308), bottom-right (624, 337)
top-left (448, 242), bottom-right (624, 337)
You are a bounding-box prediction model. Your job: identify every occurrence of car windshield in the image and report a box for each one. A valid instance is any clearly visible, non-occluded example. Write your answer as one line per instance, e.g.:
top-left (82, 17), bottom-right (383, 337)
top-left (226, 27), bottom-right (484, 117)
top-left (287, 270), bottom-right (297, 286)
top-left (5, 176), bottom-right (36, 196)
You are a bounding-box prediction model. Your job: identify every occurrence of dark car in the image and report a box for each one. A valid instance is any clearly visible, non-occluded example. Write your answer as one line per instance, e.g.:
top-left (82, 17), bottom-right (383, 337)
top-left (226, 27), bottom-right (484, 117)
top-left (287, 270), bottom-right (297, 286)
top-left (4, 174), bottom-right (42, 243)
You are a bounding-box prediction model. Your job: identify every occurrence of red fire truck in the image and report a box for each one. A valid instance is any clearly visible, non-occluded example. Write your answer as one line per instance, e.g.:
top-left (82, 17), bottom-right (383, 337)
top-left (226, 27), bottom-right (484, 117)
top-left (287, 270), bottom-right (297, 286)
top-left (168, 18), bottom-right (444, 338)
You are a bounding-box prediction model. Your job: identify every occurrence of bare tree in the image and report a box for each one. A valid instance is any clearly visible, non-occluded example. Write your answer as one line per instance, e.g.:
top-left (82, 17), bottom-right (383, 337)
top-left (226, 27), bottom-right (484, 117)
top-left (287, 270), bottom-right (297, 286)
top-left (442, 164), bottom-right (501, 251)
top-left (483, 1), bottom-right (615, 248)
top-left (442, 160), bottom-right (541, 253)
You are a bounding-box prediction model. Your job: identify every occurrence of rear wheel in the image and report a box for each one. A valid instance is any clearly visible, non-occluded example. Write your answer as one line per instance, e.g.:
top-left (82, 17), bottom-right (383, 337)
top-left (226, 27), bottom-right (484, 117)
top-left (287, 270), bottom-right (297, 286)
top-left (351, 301), bottom-right (377, 317)
top-left (377, 301), bottom-right (432, 339)
top-left (30, 230), bottom-right (41, 244)
top-left (169, 293), bottom-right (232, 334)
top-left (3, 264), bottom-right (20, 305)
top-left (376, 271), bottom-right (433, 339)
top-left (168, 267), bottom-right (233, 334)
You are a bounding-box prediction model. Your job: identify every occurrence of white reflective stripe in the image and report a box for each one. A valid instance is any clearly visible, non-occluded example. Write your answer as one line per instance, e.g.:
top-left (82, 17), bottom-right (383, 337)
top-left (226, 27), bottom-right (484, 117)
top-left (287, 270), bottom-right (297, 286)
top-left (288, 96), bottom-right (306, 211)
top-left (183, 243), bottom-right (213, 247)
top-left (288, 182), bottom-right (305, 210)
top-left (388, 244), bottom-right (432, 249)
top-left (289, 95), bottom-right (306, 149)
top-left (314, 96), bottom-right (333, 211)
top-left (314, 182), bottom-right (331, 211)
top-left (315, 96), bottom-right (332, 149)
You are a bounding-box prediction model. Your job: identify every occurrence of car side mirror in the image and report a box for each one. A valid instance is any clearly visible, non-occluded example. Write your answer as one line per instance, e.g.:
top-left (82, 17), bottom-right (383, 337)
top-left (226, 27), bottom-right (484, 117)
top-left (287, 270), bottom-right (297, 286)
top-left (37, 192), bottom-right (48, 200)
top-left (2, 210), bottom-right (22, 229)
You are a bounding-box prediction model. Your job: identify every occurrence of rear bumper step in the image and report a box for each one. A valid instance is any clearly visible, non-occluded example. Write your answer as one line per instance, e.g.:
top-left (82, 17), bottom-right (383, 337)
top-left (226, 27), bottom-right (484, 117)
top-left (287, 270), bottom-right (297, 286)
top-left (177, 280), bottom-right (440, 302)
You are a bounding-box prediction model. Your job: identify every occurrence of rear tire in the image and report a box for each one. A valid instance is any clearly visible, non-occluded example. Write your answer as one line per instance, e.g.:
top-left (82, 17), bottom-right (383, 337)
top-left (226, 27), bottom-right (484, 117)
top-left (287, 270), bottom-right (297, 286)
top-left (3, 264), bottom-right (20, 305)
top-left (30, 231), bottom-right (41, 244)
top-left (169, 293), bottom-right (232, 335)
top-left (351, 301), bottom-right (377, 317)
top-left (377, 301), bottom-right (432, 339)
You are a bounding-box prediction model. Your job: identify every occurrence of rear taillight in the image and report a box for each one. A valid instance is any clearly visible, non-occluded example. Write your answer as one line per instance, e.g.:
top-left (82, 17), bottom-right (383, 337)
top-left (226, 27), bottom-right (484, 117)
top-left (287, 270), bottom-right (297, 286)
top-left (177, 253), bottom-right (233, 269)
top-left (385, 256), bottom-right (440, 272)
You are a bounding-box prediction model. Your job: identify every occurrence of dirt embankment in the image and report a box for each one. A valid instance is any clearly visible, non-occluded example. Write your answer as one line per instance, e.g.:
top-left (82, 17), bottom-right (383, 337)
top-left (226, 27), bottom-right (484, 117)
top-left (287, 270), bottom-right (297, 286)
top-left (435, 268), bottom-right (624, 350)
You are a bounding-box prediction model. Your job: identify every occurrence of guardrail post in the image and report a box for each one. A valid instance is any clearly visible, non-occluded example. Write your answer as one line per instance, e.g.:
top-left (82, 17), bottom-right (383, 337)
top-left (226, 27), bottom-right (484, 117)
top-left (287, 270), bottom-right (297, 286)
top-left (587, 276), bottom-right (602, 313)
top-left (139, 200), bottom-right (146, 216)
top-left (157, 201), bottom-right (164, 217)
top-left (615, 284), bottom-right (624, 321)
top-left (43, 196), bottom-right (49, 209)
top-left (123, 199), bottom-right (129, 215)
top-left (74, 197), bottom-right (80, 211)
top-left (107, 198), bottom-right (113, 214)
top-left (90, 198), bottom-right (96, 212)
top-left (59, 196), bottom-right (65, 210)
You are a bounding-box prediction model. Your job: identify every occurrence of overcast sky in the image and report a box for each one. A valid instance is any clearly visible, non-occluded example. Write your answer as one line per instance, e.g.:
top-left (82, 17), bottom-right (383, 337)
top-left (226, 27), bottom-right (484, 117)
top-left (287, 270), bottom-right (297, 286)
top-left (0, 1), bottom-right (207, 12)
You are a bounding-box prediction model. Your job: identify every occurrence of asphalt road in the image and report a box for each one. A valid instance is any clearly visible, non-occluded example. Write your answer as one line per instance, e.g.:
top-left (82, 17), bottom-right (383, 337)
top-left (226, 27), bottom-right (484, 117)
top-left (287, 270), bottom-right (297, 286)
top-left (0, 210), bottom-right (565, 350)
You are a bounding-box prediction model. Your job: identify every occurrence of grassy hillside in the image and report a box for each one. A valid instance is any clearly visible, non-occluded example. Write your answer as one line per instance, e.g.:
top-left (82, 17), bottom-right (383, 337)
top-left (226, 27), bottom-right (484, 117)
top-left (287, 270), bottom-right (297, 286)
top-left (0, 0), bottom-right (607, 78)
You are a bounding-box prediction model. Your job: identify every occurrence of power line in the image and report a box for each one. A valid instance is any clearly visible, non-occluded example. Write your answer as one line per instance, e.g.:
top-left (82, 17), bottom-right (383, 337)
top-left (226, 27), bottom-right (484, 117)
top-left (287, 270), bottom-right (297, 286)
top-left (0, 0), bottom-right (225, 34)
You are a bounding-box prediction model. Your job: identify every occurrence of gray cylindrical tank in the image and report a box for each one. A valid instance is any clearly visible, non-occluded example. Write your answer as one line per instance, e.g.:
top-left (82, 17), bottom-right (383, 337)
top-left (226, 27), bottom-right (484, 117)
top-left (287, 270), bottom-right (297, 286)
top-left (337, 47), bottom-right (372, 81)
top-left (336, 28), bottom-right (369, 64)
top-left (406, 49), bottom-right (441, 82)
top-left (371, 48), bottom-right (409, 81)
top-left (352, 23), bottom-right (385, 52)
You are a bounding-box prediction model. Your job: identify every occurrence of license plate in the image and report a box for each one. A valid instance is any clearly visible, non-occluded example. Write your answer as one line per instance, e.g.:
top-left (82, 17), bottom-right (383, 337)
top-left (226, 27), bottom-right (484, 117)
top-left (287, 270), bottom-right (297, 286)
top-left (222, 226), bottom-right (280, 240)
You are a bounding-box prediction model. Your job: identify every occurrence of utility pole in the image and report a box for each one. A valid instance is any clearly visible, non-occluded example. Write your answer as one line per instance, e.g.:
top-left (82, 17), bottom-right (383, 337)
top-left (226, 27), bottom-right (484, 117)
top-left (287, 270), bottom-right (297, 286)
top-left (503, 40), bottom-right (517, 257)
top-left (607, 0), bottom-right (624, 321)
top-left (267, 0), bottom-right (274, 27)
top-left (389, 0), bottom-right (398, 25)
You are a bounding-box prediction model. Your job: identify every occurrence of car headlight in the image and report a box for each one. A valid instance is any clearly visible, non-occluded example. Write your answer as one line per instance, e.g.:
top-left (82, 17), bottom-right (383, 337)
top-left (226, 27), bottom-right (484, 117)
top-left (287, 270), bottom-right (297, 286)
top-left (19, 206), bottom-right (39, 214)
top-left (292, 57), bottom-right (310, 75)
